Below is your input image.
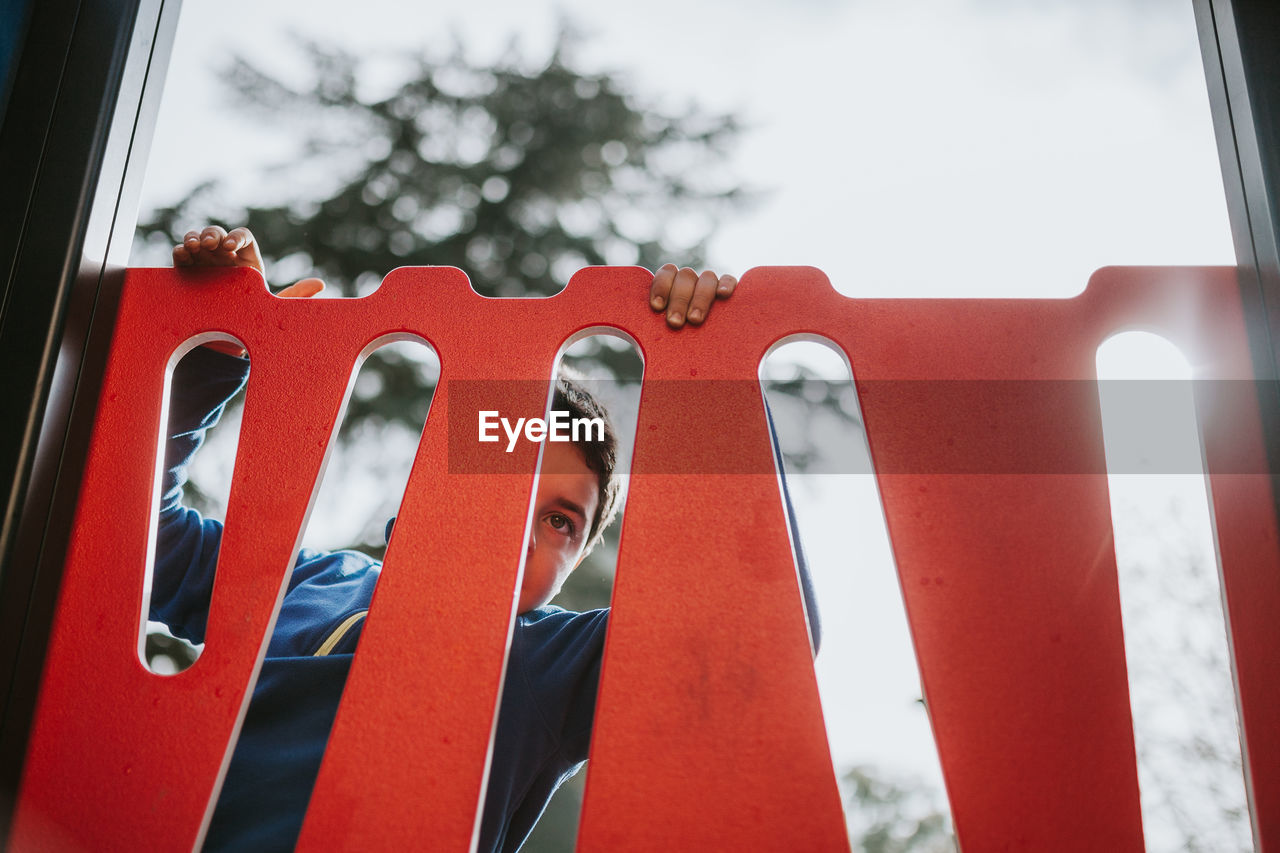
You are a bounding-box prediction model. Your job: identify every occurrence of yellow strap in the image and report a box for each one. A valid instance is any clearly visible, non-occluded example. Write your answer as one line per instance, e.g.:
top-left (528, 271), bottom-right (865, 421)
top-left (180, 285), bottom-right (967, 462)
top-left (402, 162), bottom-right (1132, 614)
top-left (314, 610), bottom-right (369, 657)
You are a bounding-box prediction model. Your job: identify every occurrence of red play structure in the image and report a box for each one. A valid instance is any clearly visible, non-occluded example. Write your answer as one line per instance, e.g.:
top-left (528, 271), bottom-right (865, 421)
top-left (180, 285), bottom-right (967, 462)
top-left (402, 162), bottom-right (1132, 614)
top-left (9, 264), bottom-right (1279, 850)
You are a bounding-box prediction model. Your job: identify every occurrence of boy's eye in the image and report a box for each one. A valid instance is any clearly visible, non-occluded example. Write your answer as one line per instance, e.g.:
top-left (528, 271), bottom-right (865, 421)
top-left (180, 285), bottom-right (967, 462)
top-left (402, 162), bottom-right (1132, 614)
top-left (546, 513), bottom-right (577, 537)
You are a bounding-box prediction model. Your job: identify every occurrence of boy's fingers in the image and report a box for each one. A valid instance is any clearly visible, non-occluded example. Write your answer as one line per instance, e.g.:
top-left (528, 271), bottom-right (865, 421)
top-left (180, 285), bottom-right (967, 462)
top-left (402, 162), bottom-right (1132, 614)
top-left (716, 273), bottom-right (737, 299)
top-left (174, 225), bottom-right (266, 274)
top-left (200, 225), bottom-right (228, 249)
top-left (664, 267), bottom-right (699, 328)
top-left (277, 277), bottom-right (325, 298)
top-left (650, 263), bottom-right (677, 312)
top-left (226, 226), bottom-right (266, 275)
top-left (222, 226), bottom-right (254, 252)
top-left (648, 264), bottom-right (736, 327)
top-left (684, 270), bottom-right (720, 325)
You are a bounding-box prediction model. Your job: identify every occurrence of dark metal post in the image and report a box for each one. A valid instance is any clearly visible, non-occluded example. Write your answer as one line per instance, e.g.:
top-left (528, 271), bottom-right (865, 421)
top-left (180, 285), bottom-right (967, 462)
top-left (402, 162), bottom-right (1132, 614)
top-left (0, 0), bottom-right (181, 838)
top-left (1193, 2), bottom-right (1280, 846)
top-left (1195, 0), bottom-right (1280, 376)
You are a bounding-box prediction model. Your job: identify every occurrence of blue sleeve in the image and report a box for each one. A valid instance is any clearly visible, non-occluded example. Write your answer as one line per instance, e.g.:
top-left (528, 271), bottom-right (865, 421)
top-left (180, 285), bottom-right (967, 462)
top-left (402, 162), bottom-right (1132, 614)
top-left (149, 346), bottom-right (251, 644)
top-left (482, 607), bottom-right (610, 853)
top-left (766, 402), bottom-right (822, 654)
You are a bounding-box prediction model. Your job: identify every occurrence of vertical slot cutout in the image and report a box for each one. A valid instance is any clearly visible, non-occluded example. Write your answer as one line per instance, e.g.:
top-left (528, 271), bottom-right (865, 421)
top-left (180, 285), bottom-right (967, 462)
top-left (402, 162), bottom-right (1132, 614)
top-left (1096, 332), bottom-right (1251, 853)
top-left (298, 337), bottom-right (439, 557)
top-left (197, 336), bottom-right (438, 850)
top-left (760, 337), bottom-right (955, 850)
top-left (143, 339), bottom-right (250, 675)
top-left (505, 331), bottom-right (643, 851)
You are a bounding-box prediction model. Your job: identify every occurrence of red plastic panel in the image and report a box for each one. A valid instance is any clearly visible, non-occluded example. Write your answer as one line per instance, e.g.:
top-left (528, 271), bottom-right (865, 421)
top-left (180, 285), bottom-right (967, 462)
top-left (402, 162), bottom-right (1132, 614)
top-left (10, 265), bottom-right (1280, 852)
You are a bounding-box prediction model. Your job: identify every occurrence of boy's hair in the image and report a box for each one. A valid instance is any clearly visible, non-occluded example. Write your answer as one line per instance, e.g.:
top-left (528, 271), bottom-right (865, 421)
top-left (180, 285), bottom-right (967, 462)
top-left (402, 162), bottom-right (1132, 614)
top-left (552, 376), bottom-right (622, 556)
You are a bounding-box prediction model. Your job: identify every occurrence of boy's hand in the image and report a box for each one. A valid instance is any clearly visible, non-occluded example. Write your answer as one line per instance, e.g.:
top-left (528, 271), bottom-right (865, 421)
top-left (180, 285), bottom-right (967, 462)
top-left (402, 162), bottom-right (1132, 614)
top-left (174, 225), bottom-right (325, 357)
top-left (173, 225), bottom-right (266, 275)
top-left (649, 264), bottom-right (737, 329)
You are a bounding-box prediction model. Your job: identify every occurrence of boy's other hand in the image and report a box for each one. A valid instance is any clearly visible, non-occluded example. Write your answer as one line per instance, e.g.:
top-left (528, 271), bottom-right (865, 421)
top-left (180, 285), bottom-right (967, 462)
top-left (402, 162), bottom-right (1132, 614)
top-left (275, 279), bottom-right (326, 298)
top-left (649, 264), bottom-right (736, 329)
top-left (175, 225), bottom-right (325, 357)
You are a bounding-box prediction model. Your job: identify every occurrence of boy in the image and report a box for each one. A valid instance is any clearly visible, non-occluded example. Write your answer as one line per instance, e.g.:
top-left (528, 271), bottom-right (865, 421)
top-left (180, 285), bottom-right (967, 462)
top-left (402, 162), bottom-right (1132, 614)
top-left (158, 225), bottom-right (816, 851)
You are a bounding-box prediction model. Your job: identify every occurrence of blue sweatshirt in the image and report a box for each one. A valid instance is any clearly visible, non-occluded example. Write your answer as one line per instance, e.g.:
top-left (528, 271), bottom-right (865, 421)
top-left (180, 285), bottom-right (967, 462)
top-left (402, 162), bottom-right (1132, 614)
top-left (154, 346), bottom-right (818, 852)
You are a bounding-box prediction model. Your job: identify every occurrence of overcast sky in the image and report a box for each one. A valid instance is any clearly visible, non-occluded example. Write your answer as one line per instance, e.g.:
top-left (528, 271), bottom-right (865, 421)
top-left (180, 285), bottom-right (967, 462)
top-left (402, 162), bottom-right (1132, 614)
top-left (140, 0), bottom-right (1232, 296)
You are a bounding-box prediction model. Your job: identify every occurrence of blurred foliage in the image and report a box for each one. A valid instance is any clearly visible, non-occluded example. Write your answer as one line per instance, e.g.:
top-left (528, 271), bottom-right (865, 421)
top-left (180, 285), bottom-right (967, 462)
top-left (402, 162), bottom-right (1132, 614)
top-left (144, 626), bottom-right (200, 674)
top-left (518, 762), bottom-right (957, 852)
top-left (1112, 495), bottom-right (1253, 852)
top-left (137, 28), bottom-right (744, 297)
top-left (842, 766), bottom-right (955, 853)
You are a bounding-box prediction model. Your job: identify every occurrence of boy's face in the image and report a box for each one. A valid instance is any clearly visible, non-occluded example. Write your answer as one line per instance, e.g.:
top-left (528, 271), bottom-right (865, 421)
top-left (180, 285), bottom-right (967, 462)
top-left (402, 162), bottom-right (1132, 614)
top-left (518, 441), bottom-right (601, 613)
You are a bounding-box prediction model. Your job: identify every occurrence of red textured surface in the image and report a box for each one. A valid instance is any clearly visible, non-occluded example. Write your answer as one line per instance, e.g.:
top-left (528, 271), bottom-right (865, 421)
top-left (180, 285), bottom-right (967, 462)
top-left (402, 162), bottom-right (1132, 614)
top-left (10, 265), bottom-right (1280, 852)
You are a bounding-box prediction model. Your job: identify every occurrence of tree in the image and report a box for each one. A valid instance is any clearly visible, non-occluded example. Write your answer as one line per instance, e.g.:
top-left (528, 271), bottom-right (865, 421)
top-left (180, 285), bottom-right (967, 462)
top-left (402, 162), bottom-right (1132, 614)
top-left (1110, 491), bottom-right (1252, 853)
top-left (137, 28), bottom-right (747, 416)
top-left (842, 765), bottom-right (954, 853)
